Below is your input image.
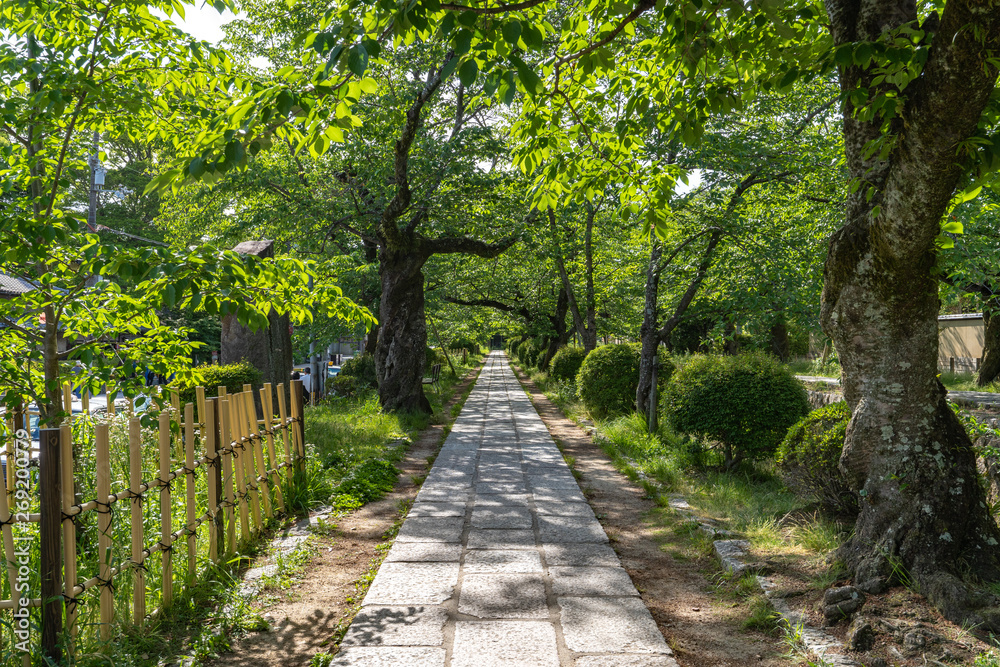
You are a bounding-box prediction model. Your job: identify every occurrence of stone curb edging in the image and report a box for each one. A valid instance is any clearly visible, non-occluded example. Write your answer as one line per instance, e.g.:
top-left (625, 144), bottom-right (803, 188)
top-left (667, 497), bottom-right (860, 667)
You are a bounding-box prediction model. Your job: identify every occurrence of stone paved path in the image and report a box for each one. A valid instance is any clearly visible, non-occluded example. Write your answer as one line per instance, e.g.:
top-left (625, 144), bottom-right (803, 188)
top-left (332, 352), bottom-right (678, 666)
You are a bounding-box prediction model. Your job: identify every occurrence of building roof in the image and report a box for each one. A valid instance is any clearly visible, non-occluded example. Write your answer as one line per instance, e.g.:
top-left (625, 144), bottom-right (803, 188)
top-left (0, 272), bottom-right (35, 297)
top-left (938, 313), bottom-right (983, 321)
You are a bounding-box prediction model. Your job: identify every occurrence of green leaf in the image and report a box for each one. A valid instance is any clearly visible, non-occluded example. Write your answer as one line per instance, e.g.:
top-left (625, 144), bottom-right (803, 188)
top-left (501, 20), bottom-right (522, 46)
top-left (459, 59), bottom-right (479, 87)
top-left (348, 44), bottom-right (369, 77)
top-left (941, 220), bottom-right (963, 234)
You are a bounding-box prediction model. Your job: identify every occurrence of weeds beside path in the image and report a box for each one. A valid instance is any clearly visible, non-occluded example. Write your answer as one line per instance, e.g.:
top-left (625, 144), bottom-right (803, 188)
top-left (509, 364), bottom-right (793, 667)
top-left (205, 363), bottom-right (483, 667)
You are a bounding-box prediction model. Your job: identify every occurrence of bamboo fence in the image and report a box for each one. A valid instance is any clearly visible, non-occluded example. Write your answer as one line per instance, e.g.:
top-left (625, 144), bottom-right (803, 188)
top-left (0, 379), bottom-right (305, 659)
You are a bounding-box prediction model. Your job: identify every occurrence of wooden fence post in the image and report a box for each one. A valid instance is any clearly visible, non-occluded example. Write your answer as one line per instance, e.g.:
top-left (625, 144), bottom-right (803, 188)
top-left (96, 423), bottom-right (113, 641)
top-left (158, 411), bottom-right (173, 607)
top-left (129, 418), bottom-right (145, 626)
top-left (291, 380), bottom-right (305, 473)
top-left (260, 385), bottom-right (284, 513)
top-left (60, 423), bottom-right (78, 645)
top-left (220, 398), bottom-right (237, 554)
top-left (39, 427), bottom-right (63, 663)
top-left (276, 383), bottom-right (293, 483)
top-left (244, 392), bottom-right (272, 520)
top-left (184, 403), bottom-right (197, 580)
top-left (207, 398), bottom-right (223, 563)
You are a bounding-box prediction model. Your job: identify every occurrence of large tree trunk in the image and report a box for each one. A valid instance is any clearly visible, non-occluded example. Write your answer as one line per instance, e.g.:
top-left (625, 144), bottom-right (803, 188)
top-left (769, 317), bottom-right (790, 362)
top-left (636, 243), bottom-right (663, 418)
top-left (977, 309), bottom-right (1000, 387)
top-left (539, 286), bottom-right (570, 370)
top-left (822, 0), bottom-right (1000, 629)
top-left (375, 249), bottom-right (431, 414)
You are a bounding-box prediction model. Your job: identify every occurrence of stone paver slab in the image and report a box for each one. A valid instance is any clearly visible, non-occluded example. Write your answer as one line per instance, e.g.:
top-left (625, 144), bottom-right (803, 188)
top-left (574, 656), bottom-right (679, 667)
top-left (407, 502), bottom-right (468, 517)
top-left (341, 605), bottom-right (448, 646)
top-left (533, 501), bottom-right (596, 519)
top-left (330, 647), bottom-right (446, 666)
top-left (559, 597), bottom-right (670, 654)
top-left (474, 493), bottom-right (531, 507)
top-left (549, 566), bottom-right (639, 596)
top-left (467, 528), bottom-right (537, 550)
top-left (363, 562), bottom-right (459, 605)
top-left (459, 573), bottom-right (548, 618)
top-left (543, 543), bottom-right (621, 567)
top-left (475, 482), bottom-right (528, 494)
top-left (384, 542), bottom-right (463, 563)
top-left (395, 516), bottom-right (464, 543)
top-left (471, 506), bottom-right (533, 529)
top-left (538, 516), bottom-right (609, 543)
top-left (463, 549), bottom-right (544, 573)
top-left (452, 621), bottom-right (560, 667)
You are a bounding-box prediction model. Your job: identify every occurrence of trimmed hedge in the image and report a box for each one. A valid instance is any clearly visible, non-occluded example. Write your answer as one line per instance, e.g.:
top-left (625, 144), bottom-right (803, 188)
top-left (576, 344), bottom-right (673, 419)
top-left (178, 361), bottom-right (262, 405)
top-left (664, 352), bottom-right (809, 464)
top-left (331, 354), bottom-right (378, 397)
top-left (777, 401), bottom-right (856, 516)
top-left (549, 346), bottom-right (588, 382)
top-left (449, 335), bottom-right (482, 354)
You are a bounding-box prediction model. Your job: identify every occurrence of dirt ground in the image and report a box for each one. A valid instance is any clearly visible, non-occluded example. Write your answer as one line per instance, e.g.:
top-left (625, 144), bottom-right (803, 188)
top-left (511, 368), bottom-right (791, 667)
top-left (209, 369), bottom-right (480, 667)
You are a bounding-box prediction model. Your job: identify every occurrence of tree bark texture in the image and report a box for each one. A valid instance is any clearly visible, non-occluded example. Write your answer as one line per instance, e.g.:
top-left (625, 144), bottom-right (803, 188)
top-left (220, 241), bottom-right (293, 400)
top-left (978, 308), bottom-right (1000, 387)
top-left (821, 0), bottom-right (1000, 627)
top-left (375, 248), bottom-right (432, 414)
top-left (539, 286), bottom-right (570, 370)
top-left (636, 243), bottom-right (663, 418)
top-left (551, 206), bottom-right (598, 351)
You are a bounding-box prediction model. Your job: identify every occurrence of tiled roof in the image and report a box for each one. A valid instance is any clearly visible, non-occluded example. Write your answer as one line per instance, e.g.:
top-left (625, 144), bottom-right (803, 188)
top-left (0, 272), bottom-right (35, 296)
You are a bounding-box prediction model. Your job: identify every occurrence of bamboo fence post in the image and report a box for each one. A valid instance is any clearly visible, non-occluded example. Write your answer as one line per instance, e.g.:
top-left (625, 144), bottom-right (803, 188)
top-left (158, 411), bottom-right (173, 607)
top-left (290, 380), bottom-right (305, 472)
top-left (244, 392), bottom-right (272, 519)
top-left (218, 385), bottom-right (227, 399)
top-left (184, 403), bottom-right (197, 578)
top-left (172, 389), bottom-right (182, 460)
top-left (60, 423), bottom-right (78, 643)
top-left (107, 391), bottom-right (115, 415)
top-left (206, 399), bottom-right (222, 563)
top-left (62, 383), bottom-right (72, 420)
top-left (196, 386), bottom-right (206, 430)
top-left (96, 423), bottom-right (113, 640)
top-left (260, 385), bottom-right (284, 513)
top-left (276, 383), bottom-right (293, 483)
top-left (237, 394), bottom-right (262, 532)
top-left (129, 418), bottom-right (145, 625)
top-left (82, 389), bottom-right (89, 414)
top-left (228, 399), bottom-right (250, 541)
top-left (220, 398), bottom-right (236, 554)
top-left (39, 427), bottom-right (63, 662)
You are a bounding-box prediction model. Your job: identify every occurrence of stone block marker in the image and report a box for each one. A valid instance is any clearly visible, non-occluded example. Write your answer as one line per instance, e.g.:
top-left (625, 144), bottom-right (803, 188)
top-left (337, 353), bottom-right (679, 666)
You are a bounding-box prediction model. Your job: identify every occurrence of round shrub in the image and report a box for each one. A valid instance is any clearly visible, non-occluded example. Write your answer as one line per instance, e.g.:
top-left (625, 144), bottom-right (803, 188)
top-left (576, 344), bottom-right (674, 419)
top-left (777, 401), bottom-right (857, 516)
top-left (517, 339), bottom-right (542, 368)
top-left (332, 354), bottom-right (377, 396)
top-left (664, 352), bottom-right (810, 465)
top-left (550, 346), bottom-right (588, 382)
top-left (179, 361), bottom-right (262, 404)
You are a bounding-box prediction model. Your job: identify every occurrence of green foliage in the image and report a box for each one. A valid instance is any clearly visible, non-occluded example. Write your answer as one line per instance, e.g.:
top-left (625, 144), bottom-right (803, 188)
top-left (576, 344), bottom-right (639, 419)
top-left (549, 346), bottom-right (588, 382)
top-left (449, 335), bottom-right (482, 354)
top-left (776, 401), bottom-right (857, 516)
top-left (576, 344), bottom-right (673, 420)
top-left (330, 459), bottom-right (399, 510)
top-left (331, 354), bottom-right (378, 396)
top-left (664, 353), bottom-right (810, 464)
top-left (178, 361), bottom-right (262, 405)
top-left (517, 339), bottom-right (542, 367)
top-left (425, 345), bottom-right (440, 369)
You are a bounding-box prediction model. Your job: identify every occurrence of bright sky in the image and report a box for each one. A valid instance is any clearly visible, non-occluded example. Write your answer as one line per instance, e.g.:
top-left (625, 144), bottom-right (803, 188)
top-left (156, 3), bottom-right (238, 45)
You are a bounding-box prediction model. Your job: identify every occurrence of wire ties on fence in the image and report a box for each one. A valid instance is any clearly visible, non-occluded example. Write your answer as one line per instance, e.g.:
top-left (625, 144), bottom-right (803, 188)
top-left (0, 514), bottom-right (15, 528)
top-left (94, 498), bottom-right (113, 517)
top-left (96, 574), bottom-right (116, 595)
top-left (180, 465), bottom-right (197, 477)
top-left (157, 539), bottom-right (174, 554)
top-left (129, 487), bottom-right (145, 507)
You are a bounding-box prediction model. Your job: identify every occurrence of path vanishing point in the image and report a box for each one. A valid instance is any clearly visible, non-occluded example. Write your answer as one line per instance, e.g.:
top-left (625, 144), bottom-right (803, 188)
top-left (332, 352), bottom-right (679, 666)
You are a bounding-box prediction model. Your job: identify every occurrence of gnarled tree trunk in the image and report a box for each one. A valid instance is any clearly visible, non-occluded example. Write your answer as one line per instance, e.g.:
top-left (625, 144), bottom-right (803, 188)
top-left (375, 249), bottom-right (431, 413)
top-left (822, 0), bottom-right (1000, 629)
top-left (977, 308), bottom-right (1000, 387)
